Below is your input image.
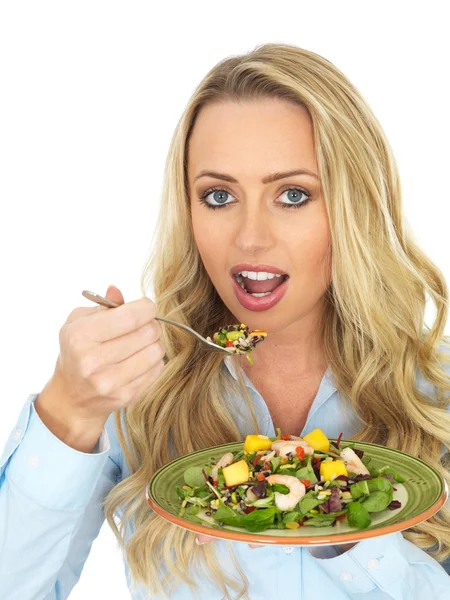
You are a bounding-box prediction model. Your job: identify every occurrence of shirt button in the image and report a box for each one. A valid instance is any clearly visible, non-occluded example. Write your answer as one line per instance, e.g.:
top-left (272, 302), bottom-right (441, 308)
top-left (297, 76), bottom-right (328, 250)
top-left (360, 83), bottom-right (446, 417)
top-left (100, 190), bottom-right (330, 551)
top-left (12, 428), bottom-right (21, 441)
top-left (368, 558), bottom-right (380, 570)
top-left (28, 455), bottom-right (40, 468)
top-left (339, 572), bottom-right (354, 582)
top-left (282, 546), bottom-right (294, 554)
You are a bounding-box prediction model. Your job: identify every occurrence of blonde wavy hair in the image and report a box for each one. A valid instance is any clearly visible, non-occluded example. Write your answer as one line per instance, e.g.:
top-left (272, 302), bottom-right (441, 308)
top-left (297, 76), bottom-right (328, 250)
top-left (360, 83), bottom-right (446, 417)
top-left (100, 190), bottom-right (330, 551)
top-left (103, 42), bottom-right (450, 599)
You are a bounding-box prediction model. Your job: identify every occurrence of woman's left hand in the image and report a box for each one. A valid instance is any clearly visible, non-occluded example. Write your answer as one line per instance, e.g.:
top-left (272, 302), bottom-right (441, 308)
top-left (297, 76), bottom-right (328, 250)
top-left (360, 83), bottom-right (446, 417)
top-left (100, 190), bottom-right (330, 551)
top-left (196, 534), bottom-right (264, 549)
top-left (196, 535), bottom-right (358, 553)
top-left (336, 542), bottom-right (358, 553)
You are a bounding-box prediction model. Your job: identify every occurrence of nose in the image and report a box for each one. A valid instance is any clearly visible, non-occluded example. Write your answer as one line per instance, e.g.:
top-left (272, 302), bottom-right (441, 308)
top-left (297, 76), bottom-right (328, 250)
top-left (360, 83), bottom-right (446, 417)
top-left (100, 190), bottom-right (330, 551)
top-left (234, 198), bottom-right (276, 254)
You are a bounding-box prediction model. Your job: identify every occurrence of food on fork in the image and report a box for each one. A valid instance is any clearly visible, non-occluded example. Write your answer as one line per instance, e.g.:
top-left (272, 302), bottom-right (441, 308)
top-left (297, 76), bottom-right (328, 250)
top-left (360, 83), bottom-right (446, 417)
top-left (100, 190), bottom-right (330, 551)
top-left (206, 323), bottom-right (267, 364)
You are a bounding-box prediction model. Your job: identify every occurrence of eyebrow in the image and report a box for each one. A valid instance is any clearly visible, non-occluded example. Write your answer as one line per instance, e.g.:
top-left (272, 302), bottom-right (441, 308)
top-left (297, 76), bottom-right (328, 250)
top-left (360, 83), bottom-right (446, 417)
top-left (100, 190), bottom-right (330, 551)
top-left (193, 168), bottom-right (320, 184)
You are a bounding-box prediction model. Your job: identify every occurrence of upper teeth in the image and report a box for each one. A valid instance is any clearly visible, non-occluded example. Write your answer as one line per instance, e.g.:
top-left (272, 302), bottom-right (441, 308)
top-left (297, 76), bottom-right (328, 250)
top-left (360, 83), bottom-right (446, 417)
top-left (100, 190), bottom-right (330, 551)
top-left (236, 271), bottom-right (283, 280)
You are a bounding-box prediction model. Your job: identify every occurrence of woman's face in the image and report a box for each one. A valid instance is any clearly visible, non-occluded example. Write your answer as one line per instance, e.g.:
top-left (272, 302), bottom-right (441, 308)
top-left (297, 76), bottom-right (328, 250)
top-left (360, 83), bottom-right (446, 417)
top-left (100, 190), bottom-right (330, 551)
top-left (187, 98), bottom-right (332, 336)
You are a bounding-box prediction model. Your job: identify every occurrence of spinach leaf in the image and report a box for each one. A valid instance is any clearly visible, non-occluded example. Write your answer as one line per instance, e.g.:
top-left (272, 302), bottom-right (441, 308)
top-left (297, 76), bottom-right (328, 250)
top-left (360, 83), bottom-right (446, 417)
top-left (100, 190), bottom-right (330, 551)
top-left (350, 479), bottom-right (370, 500)
top-left (193, 488), bottom-right (212, 499)
top-left (183, 466), bottom-right (206, 488)
top-left (367, 477), bottom-right (393, 494)
top-left (277, 469), bottom-right (297, 477)
top-left (282, 511), bottom-right (301, 524)
top-left (346, 501), bottom-right (372, 529)
top-left (298, 491), bottom-right (324, 515)
top-left (244, 506), bottom-right (277, 532)
top-left (296, 458), bottom-right (318, 484)
top-left (185, 505), bottom-right (199, 515)
top-left (247, 495), bottom-right (274, 508)
top-left (217, 470), bottom-right (226, 490)
top-left (377, 466), bottom-right (405, 483)
top-left (271, 483), bottom-right (290, 494)
top-left (361, 491), bottom-right (392, 512)
top-left (325, 480), bottom-right (342, 489)
top-left (213, 502), bottom-right (246, 528)
top-left (303, 515), bottom-right (337, 527)
top-left (175, 485), bottom-right (193, 500)
top-left (271, 456), bottom-right (281, 472)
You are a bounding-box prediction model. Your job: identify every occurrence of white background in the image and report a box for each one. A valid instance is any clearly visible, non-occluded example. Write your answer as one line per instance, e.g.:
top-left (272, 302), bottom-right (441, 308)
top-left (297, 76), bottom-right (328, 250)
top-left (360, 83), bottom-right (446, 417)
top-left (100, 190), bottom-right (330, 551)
top-left (1, 1), bottom-right (449, 598)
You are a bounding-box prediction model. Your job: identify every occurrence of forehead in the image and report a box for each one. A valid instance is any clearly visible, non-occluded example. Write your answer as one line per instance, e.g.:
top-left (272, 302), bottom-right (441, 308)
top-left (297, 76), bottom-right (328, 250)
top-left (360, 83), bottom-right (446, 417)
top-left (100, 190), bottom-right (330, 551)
top-left (187, 98), bottom-right (317, 181)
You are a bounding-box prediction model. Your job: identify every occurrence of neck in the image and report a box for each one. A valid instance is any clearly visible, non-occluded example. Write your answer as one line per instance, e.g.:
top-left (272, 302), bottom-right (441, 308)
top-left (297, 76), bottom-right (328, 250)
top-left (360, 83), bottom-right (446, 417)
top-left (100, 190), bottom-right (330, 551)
top-left (238, 307), bottom-right (328, 378)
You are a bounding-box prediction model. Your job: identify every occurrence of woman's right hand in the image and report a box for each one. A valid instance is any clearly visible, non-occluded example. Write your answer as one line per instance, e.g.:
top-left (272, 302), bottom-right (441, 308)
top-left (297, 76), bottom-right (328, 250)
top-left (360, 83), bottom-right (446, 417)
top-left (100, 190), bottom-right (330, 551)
top-left (35, 284), bottom-right (166, 451)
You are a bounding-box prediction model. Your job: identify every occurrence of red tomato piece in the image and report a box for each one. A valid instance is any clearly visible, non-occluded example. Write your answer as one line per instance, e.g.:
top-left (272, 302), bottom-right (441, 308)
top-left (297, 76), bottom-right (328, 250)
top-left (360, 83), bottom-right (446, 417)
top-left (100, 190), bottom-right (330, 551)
top-left (295, 446), bottom-right (305, 460)
top-left (252, 454), bottom-right (262, 467)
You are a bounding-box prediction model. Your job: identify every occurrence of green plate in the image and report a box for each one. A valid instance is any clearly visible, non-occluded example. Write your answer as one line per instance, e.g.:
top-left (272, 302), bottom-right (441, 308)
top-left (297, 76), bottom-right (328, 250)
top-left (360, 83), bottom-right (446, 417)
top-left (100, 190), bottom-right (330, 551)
top-left (146, 439), bottom-right (448, 546)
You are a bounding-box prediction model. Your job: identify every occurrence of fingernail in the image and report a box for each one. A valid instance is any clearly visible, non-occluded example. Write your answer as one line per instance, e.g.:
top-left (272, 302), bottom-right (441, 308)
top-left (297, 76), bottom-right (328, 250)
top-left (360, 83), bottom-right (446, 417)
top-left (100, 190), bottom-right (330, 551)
top-left (195, 537), bottom-right (205, 545)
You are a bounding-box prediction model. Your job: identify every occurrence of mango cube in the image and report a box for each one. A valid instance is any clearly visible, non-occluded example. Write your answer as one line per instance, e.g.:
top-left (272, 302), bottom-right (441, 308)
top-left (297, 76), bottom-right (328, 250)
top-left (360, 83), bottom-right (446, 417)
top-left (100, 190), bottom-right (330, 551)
top-left (222, 459), bottom-right (250, 487)
top-left (244, 434), bottom-right (273, 455)
top-left (320, 459), bottom-right (348, 482)
top-left (302, 428), bottom-right (330, 452)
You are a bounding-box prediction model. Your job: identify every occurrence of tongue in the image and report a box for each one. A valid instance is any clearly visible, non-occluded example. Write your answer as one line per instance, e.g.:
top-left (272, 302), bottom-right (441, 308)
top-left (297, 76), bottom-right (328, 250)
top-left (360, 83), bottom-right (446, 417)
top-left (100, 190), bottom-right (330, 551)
top-left (244, 275), bottom-right (286, 294)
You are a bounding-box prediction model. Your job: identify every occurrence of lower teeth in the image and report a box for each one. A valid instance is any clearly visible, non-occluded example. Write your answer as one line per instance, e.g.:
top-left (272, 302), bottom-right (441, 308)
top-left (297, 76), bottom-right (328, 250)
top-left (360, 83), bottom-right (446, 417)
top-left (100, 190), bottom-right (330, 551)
top-left (235, 275), bottom-right (275, 297)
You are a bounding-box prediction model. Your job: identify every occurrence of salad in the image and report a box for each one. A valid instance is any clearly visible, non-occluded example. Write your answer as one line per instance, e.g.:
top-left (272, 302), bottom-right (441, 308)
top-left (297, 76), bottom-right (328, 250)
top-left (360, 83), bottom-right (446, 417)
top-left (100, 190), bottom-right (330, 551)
top-left (206, 323), bottom-right (267, 365)
top-left (176, 428), bottom-right (405, 533)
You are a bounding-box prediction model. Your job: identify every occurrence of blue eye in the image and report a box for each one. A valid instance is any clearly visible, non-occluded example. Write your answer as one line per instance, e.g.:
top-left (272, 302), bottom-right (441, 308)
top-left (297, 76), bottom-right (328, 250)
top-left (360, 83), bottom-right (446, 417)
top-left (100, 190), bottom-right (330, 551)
top-left (198, 186), bottom-right (312, 210)
top-left (199, 188), bottom-right (233, 209)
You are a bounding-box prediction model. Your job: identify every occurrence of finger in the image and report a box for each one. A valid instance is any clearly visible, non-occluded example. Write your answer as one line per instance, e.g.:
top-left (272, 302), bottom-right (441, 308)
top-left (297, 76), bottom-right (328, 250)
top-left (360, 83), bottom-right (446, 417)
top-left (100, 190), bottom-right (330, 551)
top-left (113, 359), bottom-right (166, 407)
top-left (100, 341), bottom-right (166, 390)
top-left (105, 284), bottom-right (125, 305)
top-left (89, 321), bottom-right (163, 369)
top-left (195, 534), bottom-right (264, 548)
top-left (65, 305), bottom-right (108, 325)
top-left (91, 297), bottom-right (158, 342)
top-left (195, 534), bottom-right (216, 544)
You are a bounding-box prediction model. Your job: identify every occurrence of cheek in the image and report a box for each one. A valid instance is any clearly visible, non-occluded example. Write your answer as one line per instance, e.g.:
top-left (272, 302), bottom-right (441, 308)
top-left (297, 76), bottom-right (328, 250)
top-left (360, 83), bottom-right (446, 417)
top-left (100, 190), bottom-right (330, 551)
top-left (193, 223), bottom-right (216, 256)
top-left (192, 218), bottom-right (227, 277)
top-left (289, 213), bottom-right (332, 281)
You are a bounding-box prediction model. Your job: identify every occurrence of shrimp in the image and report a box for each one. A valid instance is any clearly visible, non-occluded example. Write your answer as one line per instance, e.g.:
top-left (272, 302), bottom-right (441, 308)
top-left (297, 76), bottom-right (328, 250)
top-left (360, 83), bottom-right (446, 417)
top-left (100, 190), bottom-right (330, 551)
top-left (261, 450), bottom-right (276, 462)
top-left (266, 474), bottom-right (306, 511)
top-left (212, 452), bottom-right (234, 480)
top-left (340, 447), bottom-right (370, 476)
top-left (271, 439), bottom-right (314, 457)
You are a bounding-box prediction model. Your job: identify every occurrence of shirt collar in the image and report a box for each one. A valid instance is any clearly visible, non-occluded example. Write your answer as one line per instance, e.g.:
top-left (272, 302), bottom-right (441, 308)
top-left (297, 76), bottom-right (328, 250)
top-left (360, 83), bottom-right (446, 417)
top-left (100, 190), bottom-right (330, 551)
top-left (222, 354), bottom-right (338, 436)
top-left (222, 355), bottom-right (254, 389)
top-left (223, 354), bottom-right (336, 390)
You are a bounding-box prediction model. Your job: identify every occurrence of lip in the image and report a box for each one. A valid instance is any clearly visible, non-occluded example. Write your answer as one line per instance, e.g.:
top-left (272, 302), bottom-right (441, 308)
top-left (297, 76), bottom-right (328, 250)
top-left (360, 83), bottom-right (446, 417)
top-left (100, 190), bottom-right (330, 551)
top-left (231, 272), bottom-right (290, 312)
top-left (230, 263), bottom-right (288, 276)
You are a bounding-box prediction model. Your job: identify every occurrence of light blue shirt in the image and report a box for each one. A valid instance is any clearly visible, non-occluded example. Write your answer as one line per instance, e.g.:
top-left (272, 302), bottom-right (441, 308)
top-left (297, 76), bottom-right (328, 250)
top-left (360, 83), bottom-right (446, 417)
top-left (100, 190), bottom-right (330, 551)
top-left (1, 350), bottom-right (450, 599)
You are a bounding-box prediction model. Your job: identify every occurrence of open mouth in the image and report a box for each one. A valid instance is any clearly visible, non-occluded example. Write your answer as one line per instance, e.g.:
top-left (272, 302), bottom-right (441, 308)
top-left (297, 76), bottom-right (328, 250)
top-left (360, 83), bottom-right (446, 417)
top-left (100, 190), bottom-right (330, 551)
top-left (234, 273), bottom-right (290, 297)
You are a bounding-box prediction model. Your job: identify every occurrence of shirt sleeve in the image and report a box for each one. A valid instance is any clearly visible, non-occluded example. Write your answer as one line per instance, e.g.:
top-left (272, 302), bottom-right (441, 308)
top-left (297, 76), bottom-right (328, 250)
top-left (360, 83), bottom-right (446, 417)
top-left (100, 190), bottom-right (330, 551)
top-left (0, 393), bottom-right (122, 599)
top-left (310, 531), bottom-right (450, 598)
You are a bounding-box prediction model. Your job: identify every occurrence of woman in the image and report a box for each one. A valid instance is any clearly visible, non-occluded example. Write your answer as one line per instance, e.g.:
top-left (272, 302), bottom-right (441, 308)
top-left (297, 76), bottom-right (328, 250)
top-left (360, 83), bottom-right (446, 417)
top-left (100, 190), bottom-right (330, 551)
top-left (1, 43), bottom-right (450, 599)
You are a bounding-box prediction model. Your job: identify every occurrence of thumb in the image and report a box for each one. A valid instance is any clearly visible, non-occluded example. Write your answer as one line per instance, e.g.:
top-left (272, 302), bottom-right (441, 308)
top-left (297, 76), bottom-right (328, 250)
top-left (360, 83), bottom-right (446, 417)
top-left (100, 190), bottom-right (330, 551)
top-left (105, 284), bottom-right (125, 306)
top-left (195, 534), bottom-right (216, 545)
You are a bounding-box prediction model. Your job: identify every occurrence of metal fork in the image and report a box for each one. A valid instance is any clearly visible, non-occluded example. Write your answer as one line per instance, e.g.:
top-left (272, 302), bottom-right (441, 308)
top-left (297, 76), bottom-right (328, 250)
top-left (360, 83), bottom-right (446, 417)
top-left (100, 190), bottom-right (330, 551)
top-left (81, 290), bottom-right (233, 355)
